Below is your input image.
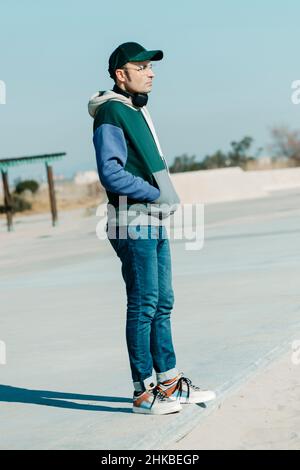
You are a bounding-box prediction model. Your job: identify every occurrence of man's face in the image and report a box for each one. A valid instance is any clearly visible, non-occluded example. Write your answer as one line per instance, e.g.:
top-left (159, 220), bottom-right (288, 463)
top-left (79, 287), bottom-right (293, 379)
top-left (115, 60), bottom-right (155, 94)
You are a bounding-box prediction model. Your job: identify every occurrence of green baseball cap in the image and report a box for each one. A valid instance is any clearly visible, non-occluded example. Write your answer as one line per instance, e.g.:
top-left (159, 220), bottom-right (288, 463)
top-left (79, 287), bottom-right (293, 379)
top-left (108, 41), bottom-right (163, 79)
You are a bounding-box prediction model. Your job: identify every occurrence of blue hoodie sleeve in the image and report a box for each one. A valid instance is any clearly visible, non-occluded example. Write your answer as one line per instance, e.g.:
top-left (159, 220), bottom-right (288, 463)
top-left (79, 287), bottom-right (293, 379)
top-left (93, 123), bottom-right (160, 202)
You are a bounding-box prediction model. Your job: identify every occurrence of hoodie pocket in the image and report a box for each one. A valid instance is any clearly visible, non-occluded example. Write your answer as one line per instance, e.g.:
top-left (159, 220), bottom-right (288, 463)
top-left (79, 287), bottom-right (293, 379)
top-left (152, 169), bottom-right (181, 206)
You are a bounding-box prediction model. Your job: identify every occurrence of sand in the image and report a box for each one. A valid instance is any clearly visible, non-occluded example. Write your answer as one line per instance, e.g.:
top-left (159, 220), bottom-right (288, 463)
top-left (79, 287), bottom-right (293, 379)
top-left (166, 350), bottom-right (300, 450)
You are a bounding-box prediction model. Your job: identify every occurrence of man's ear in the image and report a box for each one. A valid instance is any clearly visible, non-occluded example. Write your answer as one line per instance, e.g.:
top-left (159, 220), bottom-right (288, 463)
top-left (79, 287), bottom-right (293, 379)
top-left (115, 68), bottom-right (125, 83)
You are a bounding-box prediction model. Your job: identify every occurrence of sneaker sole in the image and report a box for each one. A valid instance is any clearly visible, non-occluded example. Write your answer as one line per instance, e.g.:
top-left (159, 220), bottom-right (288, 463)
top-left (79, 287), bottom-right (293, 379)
top-left (132, 403), bottom-right (182, 415)
top-left (180, 394), bottom-right (217, 404)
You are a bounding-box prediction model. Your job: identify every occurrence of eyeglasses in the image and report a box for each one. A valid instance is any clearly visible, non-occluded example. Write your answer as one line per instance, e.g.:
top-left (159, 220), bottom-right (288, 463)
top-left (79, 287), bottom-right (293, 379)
top-left (121, 63), bottom-right (157, 73)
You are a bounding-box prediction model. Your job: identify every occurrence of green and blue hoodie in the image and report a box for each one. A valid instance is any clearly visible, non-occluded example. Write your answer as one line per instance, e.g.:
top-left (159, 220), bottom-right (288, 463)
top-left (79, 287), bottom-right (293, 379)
top-left (88, 87), bottom-right (180, 225)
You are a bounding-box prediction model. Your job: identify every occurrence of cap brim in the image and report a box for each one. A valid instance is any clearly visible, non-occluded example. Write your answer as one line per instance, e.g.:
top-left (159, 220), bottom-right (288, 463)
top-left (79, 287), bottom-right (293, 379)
top-left (129, 49), bottom-right (163, 62)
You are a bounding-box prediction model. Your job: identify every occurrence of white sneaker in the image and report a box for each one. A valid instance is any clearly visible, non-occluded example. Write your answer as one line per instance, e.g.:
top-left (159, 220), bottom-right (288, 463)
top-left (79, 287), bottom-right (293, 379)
top-left (132, 383), bottom-right (182, 415)
top-left (158, 373), bottom-right (217, 404)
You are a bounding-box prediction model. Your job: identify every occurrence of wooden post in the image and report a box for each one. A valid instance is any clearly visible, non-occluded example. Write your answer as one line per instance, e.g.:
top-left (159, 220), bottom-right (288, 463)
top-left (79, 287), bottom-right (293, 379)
top-left (1, 170), bottom-right (13, 232)
top-left (45, 163), bottom-right (58, 226)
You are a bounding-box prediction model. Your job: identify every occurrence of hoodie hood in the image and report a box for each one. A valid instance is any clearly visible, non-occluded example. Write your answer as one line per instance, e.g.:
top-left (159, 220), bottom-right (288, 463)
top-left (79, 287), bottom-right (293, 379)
top-left (88, 90), bottom-right (138, 118)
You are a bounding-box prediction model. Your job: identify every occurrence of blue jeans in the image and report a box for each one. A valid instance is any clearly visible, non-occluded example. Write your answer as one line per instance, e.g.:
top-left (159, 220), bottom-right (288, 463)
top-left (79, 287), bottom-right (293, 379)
top-left (107, 224), bottom-right (178, 392)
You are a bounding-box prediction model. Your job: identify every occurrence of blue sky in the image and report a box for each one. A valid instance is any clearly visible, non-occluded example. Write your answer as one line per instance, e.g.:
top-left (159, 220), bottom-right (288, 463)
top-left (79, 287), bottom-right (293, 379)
top-left (0, 0), bottom-right (299, 183)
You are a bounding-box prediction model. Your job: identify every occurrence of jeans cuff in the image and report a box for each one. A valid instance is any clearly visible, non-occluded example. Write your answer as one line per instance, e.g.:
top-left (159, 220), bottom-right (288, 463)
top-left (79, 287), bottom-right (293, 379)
top-left (133, 375), bottom-right (155, 392)
top-left (156, 367), bottom-right (179, 383)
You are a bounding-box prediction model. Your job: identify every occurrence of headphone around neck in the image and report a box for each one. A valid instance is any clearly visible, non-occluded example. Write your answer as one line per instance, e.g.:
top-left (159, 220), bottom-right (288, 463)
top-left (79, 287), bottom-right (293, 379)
top-left (112, 84), bottom-right (148, 108)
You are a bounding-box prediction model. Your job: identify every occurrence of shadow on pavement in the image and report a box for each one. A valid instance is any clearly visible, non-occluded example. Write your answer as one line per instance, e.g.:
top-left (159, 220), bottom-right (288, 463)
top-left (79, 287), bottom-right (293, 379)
top-left (0, 384), bottom-right (132, 413)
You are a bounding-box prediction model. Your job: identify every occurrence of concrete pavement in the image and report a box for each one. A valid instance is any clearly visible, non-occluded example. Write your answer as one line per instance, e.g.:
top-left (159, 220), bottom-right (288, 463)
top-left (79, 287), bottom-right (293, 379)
top-left (1, 188), bottom-right (300, 449)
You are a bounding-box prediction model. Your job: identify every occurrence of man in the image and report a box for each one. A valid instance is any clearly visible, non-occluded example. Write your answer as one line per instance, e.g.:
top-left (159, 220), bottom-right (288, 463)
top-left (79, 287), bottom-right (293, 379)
top-left (88, 42), bottom-right (216, 414)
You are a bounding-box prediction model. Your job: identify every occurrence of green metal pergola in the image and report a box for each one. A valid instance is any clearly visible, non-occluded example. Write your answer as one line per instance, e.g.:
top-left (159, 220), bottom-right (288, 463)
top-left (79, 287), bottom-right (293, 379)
top-left (0, 152), bottom-right (66, 232)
